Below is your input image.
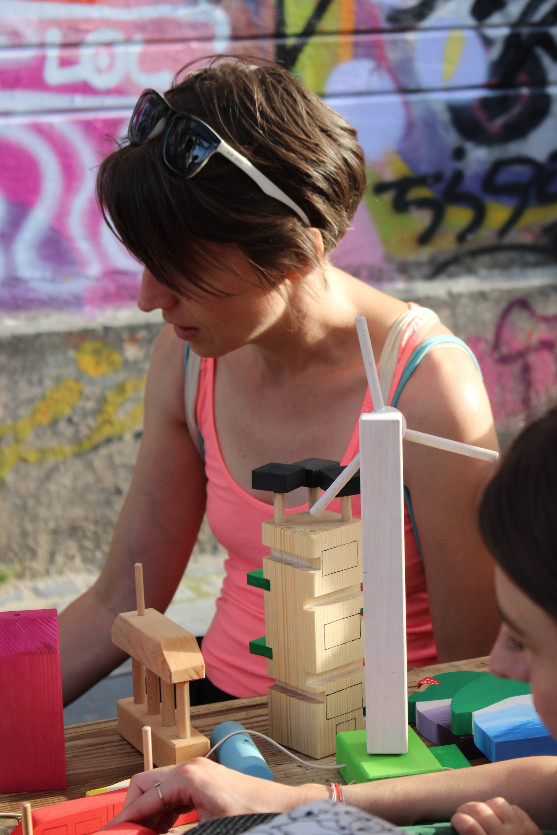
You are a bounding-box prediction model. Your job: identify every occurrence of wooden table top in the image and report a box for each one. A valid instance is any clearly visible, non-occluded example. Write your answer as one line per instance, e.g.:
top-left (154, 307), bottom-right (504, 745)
top-left (0, 656), bottom-right (489, 814)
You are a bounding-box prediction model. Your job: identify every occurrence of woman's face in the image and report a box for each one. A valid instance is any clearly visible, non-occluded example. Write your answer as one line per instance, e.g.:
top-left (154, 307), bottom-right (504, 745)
top-left (137, 244), bottom-right (292, 358)
top-left (489, 566), bottom-right (557, 737)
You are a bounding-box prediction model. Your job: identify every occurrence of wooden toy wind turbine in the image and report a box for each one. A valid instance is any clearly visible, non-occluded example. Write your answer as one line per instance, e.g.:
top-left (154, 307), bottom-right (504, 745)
top-left (309, 316), bottom-right (499, 757)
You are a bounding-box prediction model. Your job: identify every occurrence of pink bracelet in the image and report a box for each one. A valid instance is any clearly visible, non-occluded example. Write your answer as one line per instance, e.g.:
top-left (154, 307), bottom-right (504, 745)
top-left (328, 782), bottom-right (345, 804)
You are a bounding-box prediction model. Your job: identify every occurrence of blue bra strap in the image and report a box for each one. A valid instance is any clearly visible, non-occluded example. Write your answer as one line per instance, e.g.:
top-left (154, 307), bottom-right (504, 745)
top-left (391, 336), bottom-right (482, 409)
top-left (391, 335), bottom-right (482, 563)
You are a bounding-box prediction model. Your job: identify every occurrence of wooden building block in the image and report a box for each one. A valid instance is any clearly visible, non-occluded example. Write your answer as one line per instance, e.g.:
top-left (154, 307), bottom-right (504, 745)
top-left (116, 698), bottom-right (209, 766)
top-left (268, 668), bottom-right (365, 759)
top-left (262, 510), bottom-right (361, 563)
top-left (318, 465), bottom-right (361, 496)
top-left (0, 609), bottom-right (66, 792)
top-left (252, 463), bottom-right (306, 493)
top-left (360, 411), bottom-right (408, 754)
top-left (112, 609), bottom-right (205, 684)
top-left (258, 507), bottom-right (364, 758)
top-left (408, 670), bottom-right (486, 723)
top-left (112, 584), bottom-right (209, 768)
top-left (263, 555), bottom-right (363, 687)
top-left (428, 744), bottom-right (471, 770)
top-left (293, 458), bottom-right (340, 487)
top-left (473, 694), bottom-right (557, 761)
top-left (10, 790), bottom-right (128, 835)
top-left (451, 673), bottom-right (530, 736)
top-left (10, 790), bottom-right (198, 835)
top-left (337, 726), bottom-right (444, 784)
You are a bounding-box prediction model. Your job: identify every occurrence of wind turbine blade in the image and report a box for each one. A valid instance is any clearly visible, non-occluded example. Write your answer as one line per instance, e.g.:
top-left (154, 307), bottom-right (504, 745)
top-left (308, 452), bottom-right (361, 517)
top-left (404, 428), bottom-right (499, 462)
top-left (356, 316), bottom-right (384, 411)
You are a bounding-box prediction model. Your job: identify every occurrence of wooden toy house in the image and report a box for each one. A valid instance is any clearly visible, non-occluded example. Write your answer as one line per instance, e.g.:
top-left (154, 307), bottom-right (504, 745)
top-left (249, 459), bottom-right (365, 759)
top-left (111, 565), bottom-right (210, 766)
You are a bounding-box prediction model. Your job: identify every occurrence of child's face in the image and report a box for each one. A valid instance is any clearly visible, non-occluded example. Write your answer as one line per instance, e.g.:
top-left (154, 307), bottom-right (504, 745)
top-left (489, 567), bottom-right (557, 738)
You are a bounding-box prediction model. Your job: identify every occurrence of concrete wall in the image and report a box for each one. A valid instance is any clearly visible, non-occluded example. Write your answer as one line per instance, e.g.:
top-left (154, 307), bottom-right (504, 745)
top-left (2, 0), bottom-right (557, 577)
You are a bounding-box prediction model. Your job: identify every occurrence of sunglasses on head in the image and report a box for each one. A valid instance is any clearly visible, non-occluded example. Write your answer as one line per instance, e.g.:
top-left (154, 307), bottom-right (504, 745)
top-left (128, 89), bottom-right (310, 226)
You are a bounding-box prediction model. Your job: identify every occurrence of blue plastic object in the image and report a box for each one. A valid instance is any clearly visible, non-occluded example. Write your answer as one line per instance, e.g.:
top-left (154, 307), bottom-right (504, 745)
top-left (210, 720), bottom-right (274, 780)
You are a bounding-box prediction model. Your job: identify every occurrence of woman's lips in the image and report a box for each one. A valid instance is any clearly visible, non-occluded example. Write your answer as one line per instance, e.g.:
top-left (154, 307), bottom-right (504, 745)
top-left (173, 324), bottom-right (200, 341)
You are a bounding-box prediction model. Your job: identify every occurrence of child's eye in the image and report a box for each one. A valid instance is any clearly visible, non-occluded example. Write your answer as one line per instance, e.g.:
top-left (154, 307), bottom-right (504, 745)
top-left (505, 632), bottom-right (525, 653)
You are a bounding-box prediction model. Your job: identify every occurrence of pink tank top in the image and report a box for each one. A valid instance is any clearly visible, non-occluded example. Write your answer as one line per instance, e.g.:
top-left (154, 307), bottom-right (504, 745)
top-left (196, 305), bottom-right (438, 697)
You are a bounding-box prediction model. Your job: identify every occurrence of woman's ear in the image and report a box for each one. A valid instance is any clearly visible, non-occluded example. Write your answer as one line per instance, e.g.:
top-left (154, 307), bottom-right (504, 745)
top-left (307, 227), bottom-right (324, 261)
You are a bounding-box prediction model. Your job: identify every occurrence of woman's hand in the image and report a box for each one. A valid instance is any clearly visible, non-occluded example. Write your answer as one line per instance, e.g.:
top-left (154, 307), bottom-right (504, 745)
top-left (107, 759), bottom-right (322, 832)
top-left (451, 797), bottom-right (542, 834)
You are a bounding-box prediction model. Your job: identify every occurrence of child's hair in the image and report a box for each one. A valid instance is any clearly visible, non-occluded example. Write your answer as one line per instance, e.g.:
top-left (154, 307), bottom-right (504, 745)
top-left (96, 55), bottom-right (366, 296)
top-left (479, 406), bottom-right (557, 621)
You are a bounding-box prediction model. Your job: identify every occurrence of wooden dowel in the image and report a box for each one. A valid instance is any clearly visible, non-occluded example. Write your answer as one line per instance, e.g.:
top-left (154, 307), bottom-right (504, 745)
top-left (146, 669), bottom-right (160, 715)
top-left (176, 681), bottom-right (191, 739)
top-left (142, 725), bottom-right (153, 771)
top-left (341, 495), bottom-right (352, 522)
top-left (274, 492), bottom-right (285, 524)
top-left (404, 429), bottom-right (499, 462)
top-left (135, 563), bottom-right (145, 615)
top-left (132, 658), bottom-right (146, 704)
top-left (21, 803), bottom-right (32, 835)
top-left (307, 486), bottom-right (319, 508)
top-left (161, 680), bottom-right (176, 727)
top-left (356, 315), bottom-right (384, 412)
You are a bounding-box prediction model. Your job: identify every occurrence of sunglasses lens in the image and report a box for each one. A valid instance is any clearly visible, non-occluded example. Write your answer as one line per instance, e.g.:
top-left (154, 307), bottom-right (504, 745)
top-left (129, 91), bottom-right (169, 145)
top-left (164, 116), bottom-right (219, 176)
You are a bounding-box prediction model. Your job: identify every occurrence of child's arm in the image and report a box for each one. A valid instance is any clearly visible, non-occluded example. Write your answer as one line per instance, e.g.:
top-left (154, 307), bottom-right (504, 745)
top-left (340, 757), bottom-right (557, 829)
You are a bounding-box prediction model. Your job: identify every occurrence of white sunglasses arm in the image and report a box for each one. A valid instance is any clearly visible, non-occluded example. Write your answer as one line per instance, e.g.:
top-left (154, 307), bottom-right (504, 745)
top-left (217, 140), bottom-right (310, 226)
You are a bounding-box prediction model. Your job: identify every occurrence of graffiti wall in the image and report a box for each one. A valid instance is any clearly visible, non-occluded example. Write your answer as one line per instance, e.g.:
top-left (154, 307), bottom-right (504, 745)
top-left (2, 1), bottom-right (557, 576)
top-left (2, 0), bottom-right (557, 312)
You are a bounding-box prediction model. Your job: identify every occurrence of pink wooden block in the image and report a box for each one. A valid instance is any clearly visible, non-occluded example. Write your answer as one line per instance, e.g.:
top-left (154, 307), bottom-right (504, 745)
top-left (0, 609), bottom-right (66, 790)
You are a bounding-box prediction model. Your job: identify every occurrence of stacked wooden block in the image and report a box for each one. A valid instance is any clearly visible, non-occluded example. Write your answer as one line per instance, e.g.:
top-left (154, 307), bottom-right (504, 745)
top-left (250, 459), bottom-right (365, 759)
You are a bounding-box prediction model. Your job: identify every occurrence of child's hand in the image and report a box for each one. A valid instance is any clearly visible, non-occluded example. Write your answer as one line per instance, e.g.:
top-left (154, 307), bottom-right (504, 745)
top-left (451, 796), bottom-right (541, 834)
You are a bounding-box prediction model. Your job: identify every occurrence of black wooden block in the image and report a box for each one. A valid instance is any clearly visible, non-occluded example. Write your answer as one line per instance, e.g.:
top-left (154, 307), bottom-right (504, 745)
top-left (318, 464), bottom-right (360, 496)
top-left (293, 458), bottom-right (340, 488)
top-left (252, 462), bottom-right (306, 493)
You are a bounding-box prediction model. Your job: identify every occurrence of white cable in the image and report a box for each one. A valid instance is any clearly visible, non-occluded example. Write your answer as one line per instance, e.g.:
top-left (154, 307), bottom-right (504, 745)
top-left (205, 728), bottom-right (346, 771)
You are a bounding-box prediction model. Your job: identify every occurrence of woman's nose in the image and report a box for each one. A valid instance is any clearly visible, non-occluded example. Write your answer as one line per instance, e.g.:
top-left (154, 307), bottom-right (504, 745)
top-left (137, 268), bottom-right (177, 312)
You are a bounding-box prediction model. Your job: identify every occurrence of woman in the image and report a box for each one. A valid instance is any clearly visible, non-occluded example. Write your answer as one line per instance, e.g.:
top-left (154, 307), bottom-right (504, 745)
top-left (109, 407), bottom-right (557, 833)
top-left (59, 56), bottom-right (498, 708)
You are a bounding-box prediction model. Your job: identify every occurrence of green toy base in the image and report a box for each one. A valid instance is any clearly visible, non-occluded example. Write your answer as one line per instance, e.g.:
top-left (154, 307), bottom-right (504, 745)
top-left (337, 727), bottom-right (444, 784)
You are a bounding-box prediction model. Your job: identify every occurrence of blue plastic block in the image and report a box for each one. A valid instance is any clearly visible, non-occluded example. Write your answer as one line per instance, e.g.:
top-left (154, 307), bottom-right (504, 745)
top-left (473, 694), bottom-right (557, 762)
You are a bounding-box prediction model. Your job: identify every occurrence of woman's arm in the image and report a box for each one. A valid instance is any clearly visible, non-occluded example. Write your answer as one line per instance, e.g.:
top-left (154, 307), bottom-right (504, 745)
top-left (59, 326), bottom-right (207, 705)
top-left (397, 342), bottom-right (500, 662)
top-left (107, 756), bottom-right (557, 830)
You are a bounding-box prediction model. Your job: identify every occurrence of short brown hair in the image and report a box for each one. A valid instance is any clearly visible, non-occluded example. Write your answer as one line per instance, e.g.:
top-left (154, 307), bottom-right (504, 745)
top-left (96, 55), bottom-right (366, 296)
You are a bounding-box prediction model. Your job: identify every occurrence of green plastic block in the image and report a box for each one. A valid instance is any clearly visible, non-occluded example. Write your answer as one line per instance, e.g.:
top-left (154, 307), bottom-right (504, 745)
top-left (249, 636), bottom-right (273, 659)
top-left (408, 671), bottom-right (486, 723)
top-left (336, 726), bottom-right (444, 784)
top-left (430, 744), bottom-right (471, 769)
top-left (247, 568), bottom-right (270, 591)
top-left (451, 674), bottom-right (530, 736)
